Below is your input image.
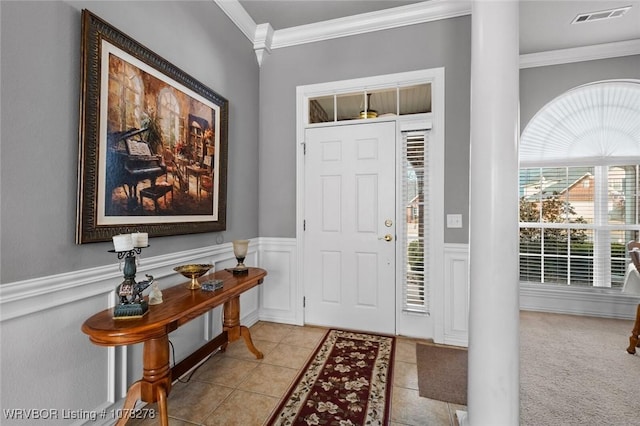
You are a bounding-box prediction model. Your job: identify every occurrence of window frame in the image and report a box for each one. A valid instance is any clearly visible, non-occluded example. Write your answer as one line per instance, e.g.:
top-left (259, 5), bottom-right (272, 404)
top-left (519, 164), bottom-right (640, 288)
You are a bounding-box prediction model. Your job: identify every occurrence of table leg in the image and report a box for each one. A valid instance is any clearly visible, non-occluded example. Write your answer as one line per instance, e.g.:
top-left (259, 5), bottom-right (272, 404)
top-left (223, 296), bottom-right (264, 359)
top-left (114, 381), bottom-right (141, 426)
top-left (156, 384), bottom-right (169, 426)
top-left (627, 303), bottom-right (640, 354)
top-left (115, 335), bottom-right (172, 425)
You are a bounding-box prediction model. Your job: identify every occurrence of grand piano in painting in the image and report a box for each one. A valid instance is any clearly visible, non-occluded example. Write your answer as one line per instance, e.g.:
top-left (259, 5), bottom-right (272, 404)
top-left (106, 127), bottom-right (167, 213)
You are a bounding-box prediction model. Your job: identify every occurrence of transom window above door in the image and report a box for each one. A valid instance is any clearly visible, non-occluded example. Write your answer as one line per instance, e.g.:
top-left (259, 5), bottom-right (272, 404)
top-left (308, 83), bottom-right (431, 124)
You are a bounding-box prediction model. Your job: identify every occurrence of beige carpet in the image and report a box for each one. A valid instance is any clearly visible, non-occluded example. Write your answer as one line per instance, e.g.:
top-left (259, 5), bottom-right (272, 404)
top-left (520, 310), bottom-right (639, 426)
top-left (416, 311), bottom-right (640, 425)
top-left (416, 343), bottom-right (467, 405)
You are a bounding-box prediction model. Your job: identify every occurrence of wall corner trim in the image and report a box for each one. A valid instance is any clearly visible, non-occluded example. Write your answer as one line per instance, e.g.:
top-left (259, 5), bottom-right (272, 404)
top-left (254, 23), bottom-right (274, 66)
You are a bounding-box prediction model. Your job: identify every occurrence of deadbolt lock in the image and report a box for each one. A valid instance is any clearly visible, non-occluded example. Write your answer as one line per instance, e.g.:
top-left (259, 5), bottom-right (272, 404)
top-left (384, 219), bottom-right (393, 227)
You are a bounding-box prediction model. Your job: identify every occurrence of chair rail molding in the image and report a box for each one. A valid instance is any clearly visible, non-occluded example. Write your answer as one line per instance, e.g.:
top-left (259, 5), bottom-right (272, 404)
top-left (0, 243), bottom-right (248, 321)
top-left (0, 240), bottom-right (261, 426)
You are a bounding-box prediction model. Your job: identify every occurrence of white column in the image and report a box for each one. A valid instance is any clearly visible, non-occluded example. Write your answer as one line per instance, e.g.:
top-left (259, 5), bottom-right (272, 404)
top-left (466, 0), bottom-right (520, 425)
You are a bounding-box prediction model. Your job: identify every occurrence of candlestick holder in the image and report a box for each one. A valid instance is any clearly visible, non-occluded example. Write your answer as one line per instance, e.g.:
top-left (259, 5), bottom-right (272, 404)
top-left (110, 246), bottom-right (153, 319)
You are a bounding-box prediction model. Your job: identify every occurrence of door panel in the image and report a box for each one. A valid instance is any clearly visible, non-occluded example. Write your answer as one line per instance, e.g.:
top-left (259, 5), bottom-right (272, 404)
top-left (304, 121), bottom-right (396, 334)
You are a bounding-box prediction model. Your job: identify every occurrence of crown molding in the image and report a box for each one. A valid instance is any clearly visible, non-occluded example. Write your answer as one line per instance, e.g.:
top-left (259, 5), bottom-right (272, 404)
top-left (214, 0), bottom-right (257, 42)
top-left (214, 0), bottom-right (639, 68)
top-left (214, 0), bottom-right (470, 65)
top-left (254, 23), bottom-right (274, 67)
top-left (270, 0), bottom-right (471, 49)
top-left (519, 39), bottom-right (640, 69)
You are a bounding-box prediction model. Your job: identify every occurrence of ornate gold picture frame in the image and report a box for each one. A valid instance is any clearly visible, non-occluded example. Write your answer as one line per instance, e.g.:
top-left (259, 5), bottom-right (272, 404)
top-left (76, 10), bottom-right (228, 243)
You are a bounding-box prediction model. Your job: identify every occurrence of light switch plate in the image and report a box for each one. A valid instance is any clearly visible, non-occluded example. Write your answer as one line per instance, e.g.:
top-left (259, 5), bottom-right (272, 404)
top-left (446, 214), bottom-right (463, 228)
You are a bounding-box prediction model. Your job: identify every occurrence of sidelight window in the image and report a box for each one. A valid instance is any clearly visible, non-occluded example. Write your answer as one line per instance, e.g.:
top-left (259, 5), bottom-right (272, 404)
top-left (401, 131), bottom-right (429, 312)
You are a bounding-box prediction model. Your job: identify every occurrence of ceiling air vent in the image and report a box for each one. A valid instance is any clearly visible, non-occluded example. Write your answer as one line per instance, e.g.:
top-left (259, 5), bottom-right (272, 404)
top-left (572, 6), bottom-right (632, 24)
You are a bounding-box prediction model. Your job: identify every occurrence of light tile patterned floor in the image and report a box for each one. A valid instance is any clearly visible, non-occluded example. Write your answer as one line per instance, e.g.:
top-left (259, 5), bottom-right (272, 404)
top-left (129, 322), bottom-right (465, 425)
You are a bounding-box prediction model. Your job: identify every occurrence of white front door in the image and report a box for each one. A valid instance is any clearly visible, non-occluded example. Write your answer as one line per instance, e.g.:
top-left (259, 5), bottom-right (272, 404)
top-left (303, 121), bottom-right (396, 335)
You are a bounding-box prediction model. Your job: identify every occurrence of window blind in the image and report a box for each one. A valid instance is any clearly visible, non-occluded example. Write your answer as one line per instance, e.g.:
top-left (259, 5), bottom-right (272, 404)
top-left (519, 165), bottom-right (640, 287)
top-left (402, 131), bottom-right (429, 313)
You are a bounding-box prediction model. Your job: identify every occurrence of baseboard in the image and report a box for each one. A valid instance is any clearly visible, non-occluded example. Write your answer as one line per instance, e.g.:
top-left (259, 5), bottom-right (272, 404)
top-left (520, 283), bottom-right (640, 320)
top-left (456, 410), bottom-right (469, 426)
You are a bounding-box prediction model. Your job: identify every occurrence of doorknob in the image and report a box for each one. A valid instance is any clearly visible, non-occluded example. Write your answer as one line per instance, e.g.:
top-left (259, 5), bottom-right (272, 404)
top-left (378, 234), bottom-right (393, 242)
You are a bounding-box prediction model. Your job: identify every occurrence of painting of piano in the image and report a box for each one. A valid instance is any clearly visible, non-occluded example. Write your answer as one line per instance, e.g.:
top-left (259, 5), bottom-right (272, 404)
top-left (76, 10), bottom-right (228, 243)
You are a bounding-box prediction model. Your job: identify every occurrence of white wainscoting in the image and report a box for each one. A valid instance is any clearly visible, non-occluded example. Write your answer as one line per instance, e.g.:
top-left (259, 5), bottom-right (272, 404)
top-left (440, 242), bottom-right (640, 348)
top-left (3, 237), bottom-right (636, 425)
top-left (0, 240), bottom-right (260, 426)
top-left (257, 237), bottom-right (301, 325)
top-left (443, 243), bottom-right (470, 347)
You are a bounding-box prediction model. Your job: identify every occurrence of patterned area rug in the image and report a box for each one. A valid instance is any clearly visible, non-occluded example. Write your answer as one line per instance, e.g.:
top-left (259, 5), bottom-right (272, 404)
top-left (267, 329), bottom-right (395, 425)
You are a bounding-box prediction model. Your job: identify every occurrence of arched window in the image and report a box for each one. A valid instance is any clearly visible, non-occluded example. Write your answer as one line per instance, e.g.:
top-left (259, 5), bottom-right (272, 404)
top-left (519, 80), bottom-right (640, 288)
top-left (107, 56), bottom-right (144, 130)
top-left (157, 88), bottom-right (181, 148)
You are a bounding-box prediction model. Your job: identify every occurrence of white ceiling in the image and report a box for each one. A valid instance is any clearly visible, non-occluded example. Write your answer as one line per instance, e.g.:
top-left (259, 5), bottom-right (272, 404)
top-left (237, 0), bottom-right (640, 54)
top-left (239, 1), bottom-right (422, 30)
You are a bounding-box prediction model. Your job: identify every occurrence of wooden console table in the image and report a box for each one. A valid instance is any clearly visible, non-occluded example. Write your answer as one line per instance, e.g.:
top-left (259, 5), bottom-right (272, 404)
top-left (82, 267), bottom-right (267, 426)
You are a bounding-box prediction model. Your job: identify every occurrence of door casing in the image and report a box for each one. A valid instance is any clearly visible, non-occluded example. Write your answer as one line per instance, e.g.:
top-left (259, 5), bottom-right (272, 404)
top-left (296, 69), bottom-right (445, 341)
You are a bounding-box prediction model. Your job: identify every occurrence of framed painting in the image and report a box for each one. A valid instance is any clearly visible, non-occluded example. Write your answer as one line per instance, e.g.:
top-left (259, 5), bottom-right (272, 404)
top-left (76, 10), bottom-right (228, 243)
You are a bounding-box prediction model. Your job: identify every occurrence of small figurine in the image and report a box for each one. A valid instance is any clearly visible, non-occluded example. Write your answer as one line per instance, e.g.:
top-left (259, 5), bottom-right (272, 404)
top-left (132, 275), bottom-right (154, 304)
top-left (118, 281), bottom-right (134, 304)
top-left (148, 281), bottom-right (163, 305)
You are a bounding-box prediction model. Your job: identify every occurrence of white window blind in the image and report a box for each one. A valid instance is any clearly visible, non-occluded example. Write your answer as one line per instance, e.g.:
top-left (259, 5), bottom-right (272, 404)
top-left (402, 131), bottom-right (429, 312)
top-left (519, 165), bottom-right (640, 287)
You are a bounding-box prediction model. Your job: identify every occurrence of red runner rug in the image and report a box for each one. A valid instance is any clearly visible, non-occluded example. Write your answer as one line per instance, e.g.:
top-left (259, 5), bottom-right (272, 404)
top-left (267, 329), bottom-right (395, 425)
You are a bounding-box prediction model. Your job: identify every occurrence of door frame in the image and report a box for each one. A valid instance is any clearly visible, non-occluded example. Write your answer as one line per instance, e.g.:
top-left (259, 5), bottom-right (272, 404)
top-left (302, 122), bottom-right (398, 334)
top-left (295, 68), bottom-right (445, 340)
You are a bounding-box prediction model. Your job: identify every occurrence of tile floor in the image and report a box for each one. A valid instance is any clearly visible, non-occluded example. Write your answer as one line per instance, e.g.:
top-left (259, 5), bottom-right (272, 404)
top-left (129, 321), bottom-right (465, 425)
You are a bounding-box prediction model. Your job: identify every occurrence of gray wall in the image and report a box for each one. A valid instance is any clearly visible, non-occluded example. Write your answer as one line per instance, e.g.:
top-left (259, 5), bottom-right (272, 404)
top-left (257, 16), bottom-right (640, 245)
top-left (520, 55), bottom-right (640, 129)
top-left (0, 1), bottom-right (259, 283)
top-left (2, 1), bottom-right (637, 283)
top-left (258, 16), bottom-right (472, 244)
